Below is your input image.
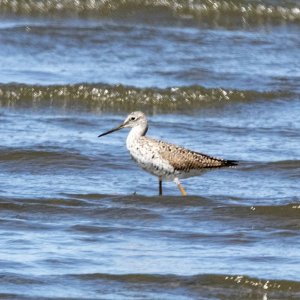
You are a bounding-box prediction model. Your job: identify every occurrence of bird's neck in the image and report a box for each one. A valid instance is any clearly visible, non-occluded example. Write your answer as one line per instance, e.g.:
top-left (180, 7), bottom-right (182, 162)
top-left (126, 124), bottom-right (148, 148)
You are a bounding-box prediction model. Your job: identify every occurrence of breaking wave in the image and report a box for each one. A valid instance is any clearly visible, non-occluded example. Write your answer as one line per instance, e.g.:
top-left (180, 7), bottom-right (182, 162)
top-left (0, 0), bottom-right (300, 26)
top-left (0, 83), bottom-right (291, 112)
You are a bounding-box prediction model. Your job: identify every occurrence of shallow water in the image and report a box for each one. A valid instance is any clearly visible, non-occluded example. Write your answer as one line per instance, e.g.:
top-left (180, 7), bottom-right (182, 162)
top-left (0, 1), bottom-right (300, 299)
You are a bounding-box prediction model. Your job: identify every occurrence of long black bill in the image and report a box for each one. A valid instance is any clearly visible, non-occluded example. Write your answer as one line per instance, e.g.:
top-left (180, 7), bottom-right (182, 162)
top-left (98, 124), bottom-right (124, 137)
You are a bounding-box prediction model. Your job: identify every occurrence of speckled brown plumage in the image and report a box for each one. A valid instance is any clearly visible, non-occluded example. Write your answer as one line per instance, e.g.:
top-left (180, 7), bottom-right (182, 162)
top-left (141, 137), bottom-right (237, 172)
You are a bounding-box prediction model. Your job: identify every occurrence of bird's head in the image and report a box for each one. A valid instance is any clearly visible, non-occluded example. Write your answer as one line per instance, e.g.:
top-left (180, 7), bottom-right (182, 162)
top-left (98, 111), bottom-right (147, 137)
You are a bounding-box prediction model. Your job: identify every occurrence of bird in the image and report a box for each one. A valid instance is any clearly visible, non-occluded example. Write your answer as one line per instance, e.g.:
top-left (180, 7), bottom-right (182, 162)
top-left (98, 111), bottom-right (238, 196)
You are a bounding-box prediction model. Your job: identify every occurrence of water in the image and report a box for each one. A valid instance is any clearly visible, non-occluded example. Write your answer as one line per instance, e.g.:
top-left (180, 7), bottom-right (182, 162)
top-left (0, 1), bottom-right (300, 299)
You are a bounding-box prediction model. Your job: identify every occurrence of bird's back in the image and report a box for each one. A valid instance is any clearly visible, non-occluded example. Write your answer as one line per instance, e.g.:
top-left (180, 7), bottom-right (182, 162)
top-left (130, 136), bottom-right (237, 180)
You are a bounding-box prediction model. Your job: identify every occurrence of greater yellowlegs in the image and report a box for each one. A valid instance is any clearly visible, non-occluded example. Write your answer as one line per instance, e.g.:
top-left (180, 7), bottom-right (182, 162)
top-left (98, 111), bottom-right (238, 196)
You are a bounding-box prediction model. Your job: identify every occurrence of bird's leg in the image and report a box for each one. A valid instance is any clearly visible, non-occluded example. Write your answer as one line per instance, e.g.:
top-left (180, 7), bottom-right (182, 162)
top-left (174, 178), bottom-right (187, 196)
top-left (159, 178), bottom-right (163, 196)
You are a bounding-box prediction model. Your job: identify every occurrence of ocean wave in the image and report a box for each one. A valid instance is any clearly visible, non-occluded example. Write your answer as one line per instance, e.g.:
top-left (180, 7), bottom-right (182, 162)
top-left (0, 0), bottom-right (299, 26)
top-left (239, 160), bottom-right (300, 181)
top-left (1, 193), bottom-right (299, 220)
top-left (1, 272), bottom-right (299, 299)
top-left (0, 83), bottom-right (291, 112)
top-left (242, 160), bottom-right (300, 171)
top-left (223, 203), bottom-right (300, 220)
top-left (0, 147), bottom-right (93, 171)
top-left (71, 272), bottom-right (300, 294)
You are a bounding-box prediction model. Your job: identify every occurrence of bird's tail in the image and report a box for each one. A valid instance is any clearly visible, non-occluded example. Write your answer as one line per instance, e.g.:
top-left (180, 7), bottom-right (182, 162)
top-left (223, 159), bottom-right (238, 167)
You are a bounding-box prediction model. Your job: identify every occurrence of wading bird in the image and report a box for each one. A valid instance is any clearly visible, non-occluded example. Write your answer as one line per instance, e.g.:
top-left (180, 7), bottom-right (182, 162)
top-left (98, 111), bottom-right (237, 196)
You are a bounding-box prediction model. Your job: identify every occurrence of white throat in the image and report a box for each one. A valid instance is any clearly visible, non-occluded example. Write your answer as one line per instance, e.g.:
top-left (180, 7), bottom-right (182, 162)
top-left (126, 124), bottom-right (148, 149)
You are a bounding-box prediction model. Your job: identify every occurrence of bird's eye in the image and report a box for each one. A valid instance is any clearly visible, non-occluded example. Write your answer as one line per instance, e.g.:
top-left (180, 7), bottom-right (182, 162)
top-left (130, 117), bottom-right (136, 121)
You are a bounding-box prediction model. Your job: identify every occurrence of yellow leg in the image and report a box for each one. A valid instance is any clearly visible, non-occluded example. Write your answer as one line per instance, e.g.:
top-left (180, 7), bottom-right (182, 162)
top-left (174, 178), bottom-right (187, 196)
top-left (178, 183), bottom-right (187, 196)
